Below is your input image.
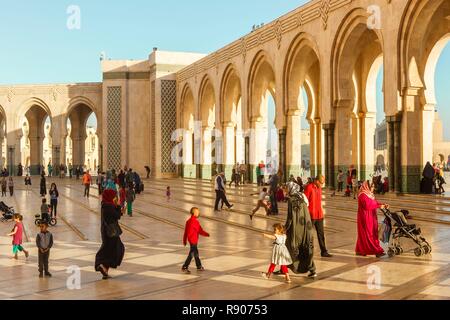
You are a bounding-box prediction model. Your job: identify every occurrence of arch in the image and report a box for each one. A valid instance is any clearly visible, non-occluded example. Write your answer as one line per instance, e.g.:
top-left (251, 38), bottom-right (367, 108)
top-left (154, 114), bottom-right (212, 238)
top-left (424, 34), bottom-right (450, 105)
top-left (247, 50), bottom-right (277, 121)
top-left (331, 8), bottom-right (384, 106)
top-left (17, 97), bottom-right (52, 129)
top-left (220, 63), bottom-right (243, 125)
top-left (399, 0), bottom-right (450, 92)
top-left (180, 83), bottom-right (196, 130)
top-left (365, 54), bottom-right (384, 114)
top-left (283, 32), bottom-right (321, 115)
top-left (66, 96), bottom-right (99, 127)
top-left (198, 75), bottom-right (216, 128)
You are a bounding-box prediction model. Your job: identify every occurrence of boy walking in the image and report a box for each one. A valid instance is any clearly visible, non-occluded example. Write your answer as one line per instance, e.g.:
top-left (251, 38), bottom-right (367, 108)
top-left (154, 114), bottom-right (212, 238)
top-left (36, 222), bottom-right (53, 278)
top-left (182, 207), bottom-right (210, 274)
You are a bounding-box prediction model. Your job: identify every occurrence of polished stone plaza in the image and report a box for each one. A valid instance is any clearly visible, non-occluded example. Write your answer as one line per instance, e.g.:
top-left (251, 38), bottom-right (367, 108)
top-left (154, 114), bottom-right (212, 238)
top-left (0, 177), bottom-right (449, 300)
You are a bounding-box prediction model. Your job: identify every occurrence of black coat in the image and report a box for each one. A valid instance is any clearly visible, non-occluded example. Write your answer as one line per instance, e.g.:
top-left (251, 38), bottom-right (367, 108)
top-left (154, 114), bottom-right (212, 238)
top-left (95, 203), bottom-right (125, 270)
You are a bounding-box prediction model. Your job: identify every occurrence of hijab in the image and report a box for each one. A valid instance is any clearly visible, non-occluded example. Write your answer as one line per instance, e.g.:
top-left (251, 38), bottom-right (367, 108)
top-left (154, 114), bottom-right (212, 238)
top-left (423, 162), bottom-right (435, 180)
top-left (102, 189), bottom-right (117, 206)
top-left (359, 181), bottom-right (375, 200)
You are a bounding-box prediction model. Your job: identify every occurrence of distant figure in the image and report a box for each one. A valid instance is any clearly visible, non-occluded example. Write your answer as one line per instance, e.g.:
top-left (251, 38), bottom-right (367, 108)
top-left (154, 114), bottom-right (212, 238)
top-left (47, 163), bottom-right (53, 178)
top-left (145, 166), bottom-right (151, 179)
top-left (166, 186), bottom-right (171, 201)
top-left (126, 184), bottom-right (135, 217)
top-left (17, 163), bottom-right (23, 177)
top-left (1, 177), bottom-right (7, 197)
top-left (49, 183), bottom-right (59, 218)
top-left (83, 171), bottom-right (92, 198)
top-left (25, 175), bottom-right (32, 192)
top-left (8, 177), bottom-right (14, 196)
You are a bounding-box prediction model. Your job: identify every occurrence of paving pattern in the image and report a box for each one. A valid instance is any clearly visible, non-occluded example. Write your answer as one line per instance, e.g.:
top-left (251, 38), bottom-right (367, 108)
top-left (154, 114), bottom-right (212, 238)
top-left (0, 177), bottom-right (449, 300)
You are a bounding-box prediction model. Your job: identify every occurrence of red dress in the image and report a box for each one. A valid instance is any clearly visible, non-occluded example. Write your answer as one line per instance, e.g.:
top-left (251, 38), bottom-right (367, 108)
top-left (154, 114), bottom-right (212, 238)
top-left (355, 194), bottom-right (384, 256)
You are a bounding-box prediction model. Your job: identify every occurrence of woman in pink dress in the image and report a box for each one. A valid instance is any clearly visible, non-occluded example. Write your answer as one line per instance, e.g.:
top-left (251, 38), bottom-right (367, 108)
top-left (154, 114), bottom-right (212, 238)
top-left (356, 181), bottom-right (389, 257)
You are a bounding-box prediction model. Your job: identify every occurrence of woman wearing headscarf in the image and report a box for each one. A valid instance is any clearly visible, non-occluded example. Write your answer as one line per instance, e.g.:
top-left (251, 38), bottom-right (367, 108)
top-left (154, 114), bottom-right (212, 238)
top-left (355, 181), bottom-right (389, 258)
top-left (421, 162), bottom-right (435, 194)
top-left (284, 178), bottom-right (317, 278)
top-left (40, 173), bottom-right (47, 197)
top-left (95, 189), bottom-right (125, 280)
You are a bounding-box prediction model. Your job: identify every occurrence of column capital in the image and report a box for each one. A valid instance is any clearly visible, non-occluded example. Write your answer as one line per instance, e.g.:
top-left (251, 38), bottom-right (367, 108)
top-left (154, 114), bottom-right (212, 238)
top-left (386, 113), bottom-right (403, 123)
top-left (222, 121), bottom-right (235, 128)
top-left (287, 109), bottom-right (301, 117)
top-left (402, 86), bottom-right (423, 97)
top-left (322, 122), bottom-right (336, 131)
top-left (334, 99), bottom-right (353, 109)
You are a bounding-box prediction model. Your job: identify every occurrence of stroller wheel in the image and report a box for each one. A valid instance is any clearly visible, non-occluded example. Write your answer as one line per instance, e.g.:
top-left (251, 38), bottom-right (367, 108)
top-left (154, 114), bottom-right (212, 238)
top-left (35, 219), bottom-right (40, 226)
top-left (395, 247), bottom-right (401, 255)
top-left (414, 247), bottom-right (423, 257)
top-left (398, 247), bottom-right (404, 255)
top-left (49, 218), bottom-right (57, 227)
top-left (423, 245), bottom-right (432, 255)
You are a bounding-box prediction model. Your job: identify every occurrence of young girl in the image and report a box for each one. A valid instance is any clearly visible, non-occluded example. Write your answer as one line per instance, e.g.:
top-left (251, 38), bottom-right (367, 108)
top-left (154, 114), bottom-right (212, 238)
top-left (261, 223), bottom-right (292, 283)
top-left (166, 186), bottom-right (171, 201)
top-left (7, 214), bottom-right (29, 260)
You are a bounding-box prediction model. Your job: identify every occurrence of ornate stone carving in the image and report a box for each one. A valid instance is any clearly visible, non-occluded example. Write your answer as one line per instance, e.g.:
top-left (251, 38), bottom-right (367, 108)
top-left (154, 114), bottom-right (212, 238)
top-left (275, 20), bottom-right (283, 49)
top-left (320, 0), bottom-right (331, 30)
top-left (7, 88), bottom-right (14, 103)
top-left (240, 38), bottom-right (247, 62)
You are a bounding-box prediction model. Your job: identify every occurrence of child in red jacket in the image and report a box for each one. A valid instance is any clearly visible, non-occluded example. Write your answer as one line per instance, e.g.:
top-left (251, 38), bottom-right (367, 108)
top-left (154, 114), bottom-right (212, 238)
top-left (182, 207), bottom-right (210, 274)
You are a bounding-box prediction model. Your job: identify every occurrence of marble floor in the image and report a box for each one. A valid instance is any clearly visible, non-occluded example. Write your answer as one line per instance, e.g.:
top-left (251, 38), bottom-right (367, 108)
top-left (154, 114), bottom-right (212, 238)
top-left (0, 177), bottom-right (449, 300)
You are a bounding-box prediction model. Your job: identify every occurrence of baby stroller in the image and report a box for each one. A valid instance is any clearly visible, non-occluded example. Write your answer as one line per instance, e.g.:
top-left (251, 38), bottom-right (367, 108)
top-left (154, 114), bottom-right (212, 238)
top-left (0, 201), bottom-right (15, 222)
top-left (381, 209), bottom-right (432, 257)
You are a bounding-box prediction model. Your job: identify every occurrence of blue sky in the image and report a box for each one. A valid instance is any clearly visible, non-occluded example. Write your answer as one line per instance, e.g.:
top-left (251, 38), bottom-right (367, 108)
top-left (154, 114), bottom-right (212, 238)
top-left (0, 0), bottom-right (449, 137)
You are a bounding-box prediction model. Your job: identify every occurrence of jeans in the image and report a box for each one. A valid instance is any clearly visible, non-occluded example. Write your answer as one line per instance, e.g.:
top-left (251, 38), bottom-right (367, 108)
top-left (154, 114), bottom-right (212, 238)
top-left (183, 244), bottom-right (202, 269)
top-left (270, 191), bottom-right (278, 214)
top-left (337, 182), bottom-right (344, 192)
top-left (50, 200), bottom-right (58, 217)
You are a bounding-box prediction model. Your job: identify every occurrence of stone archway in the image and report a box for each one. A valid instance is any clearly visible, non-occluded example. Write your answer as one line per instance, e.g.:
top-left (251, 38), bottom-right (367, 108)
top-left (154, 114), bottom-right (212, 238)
top-left (220, 64), bottom-right (243, 180)
top-left (284, 33), bottom-right (322, 179)
top-left (248, 51), bottom-right (279, 182)
top-left (180, 84), bottom-right (196, 178)
top-left (332, 8), bottom-right (384, 182)
top-left (399, 0), bottom-right (450, 192)
top-left (198, 76), bottom-right (216, 180)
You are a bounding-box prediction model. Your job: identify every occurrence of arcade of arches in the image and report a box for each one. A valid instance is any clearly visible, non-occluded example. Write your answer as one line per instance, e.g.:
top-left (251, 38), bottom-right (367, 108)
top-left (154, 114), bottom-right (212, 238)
top-left (0, 0), bottom-right (449, 194)
top-left (177, 0), bottom-right (450, 194)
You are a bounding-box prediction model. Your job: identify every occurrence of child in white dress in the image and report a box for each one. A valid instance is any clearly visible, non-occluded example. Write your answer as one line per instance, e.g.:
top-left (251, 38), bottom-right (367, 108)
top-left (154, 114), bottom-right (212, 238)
top-left (262, 223), bottom-right (293, 283)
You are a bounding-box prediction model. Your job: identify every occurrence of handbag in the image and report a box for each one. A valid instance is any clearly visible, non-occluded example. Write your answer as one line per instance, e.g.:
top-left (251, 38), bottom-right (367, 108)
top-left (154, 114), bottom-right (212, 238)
top-left (105, 220), bottom-right (122, 238)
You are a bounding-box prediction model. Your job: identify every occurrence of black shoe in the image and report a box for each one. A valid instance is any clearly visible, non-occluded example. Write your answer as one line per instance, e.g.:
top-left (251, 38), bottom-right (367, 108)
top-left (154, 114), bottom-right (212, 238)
top-left (308, 272), bottom-right (318, 278)
top-left (197, 267), bottom-right (205, 272)
top-left (321, 252), bottom-right (333, 258)
top-left (228, 205), bottom-right (234, 210)
top-left (39, 272), bottom-right (44, 278)
top-left (45, 272), bottom-right (52, 277)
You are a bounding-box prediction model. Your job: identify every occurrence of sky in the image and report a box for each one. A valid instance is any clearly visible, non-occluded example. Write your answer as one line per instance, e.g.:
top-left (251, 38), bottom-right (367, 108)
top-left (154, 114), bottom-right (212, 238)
top-left (0, 0), bottom-right (449, 137)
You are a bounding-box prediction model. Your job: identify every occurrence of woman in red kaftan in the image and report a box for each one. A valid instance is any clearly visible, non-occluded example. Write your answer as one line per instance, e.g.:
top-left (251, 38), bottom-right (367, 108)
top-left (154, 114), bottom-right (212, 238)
top-left (355, 181), bottom-right (389, 257)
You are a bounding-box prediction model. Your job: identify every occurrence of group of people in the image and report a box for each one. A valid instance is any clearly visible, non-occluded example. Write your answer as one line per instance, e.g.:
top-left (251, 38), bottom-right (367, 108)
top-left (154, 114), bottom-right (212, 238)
top-left (0, 176), bottom-right (15, 197)
top-left (421, 162), bottom-right (447, 195)
top-left (228, 163), bottom-right (248, 187)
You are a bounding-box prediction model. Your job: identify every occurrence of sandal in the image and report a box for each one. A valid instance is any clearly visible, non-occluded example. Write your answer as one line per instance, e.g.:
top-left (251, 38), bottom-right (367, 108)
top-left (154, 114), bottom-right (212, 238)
top-left (97, 264), bottom-right (108, 278)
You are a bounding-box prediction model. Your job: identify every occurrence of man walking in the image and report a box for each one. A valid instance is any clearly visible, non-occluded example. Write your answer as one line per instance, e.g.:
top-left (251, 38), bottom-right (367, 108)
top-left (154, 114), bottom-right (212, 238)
top-left (304, 175), bottom-right (333, 258)
top-left (82, 170), bottom-right (92, 198)
top-left (214, 172), bottom-right (233, 212)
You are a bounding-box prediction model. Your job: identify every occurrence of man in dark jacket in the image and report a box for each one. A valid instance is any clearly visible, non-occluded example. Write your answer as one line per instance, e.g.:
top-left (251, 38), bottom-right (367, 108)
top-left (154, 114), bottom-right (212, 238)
top-left (214, 172), bottom-right (233, 211)
top-left (36, 222), bottom-right (53, 278)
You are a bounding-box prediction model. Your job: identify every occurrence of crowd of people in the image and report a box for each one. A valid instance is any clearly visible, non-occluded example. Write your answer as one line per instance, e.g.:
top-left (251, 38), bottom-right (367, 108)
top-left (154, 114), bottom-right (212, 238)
top-left (1, 159), bottom-right (405, 284)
